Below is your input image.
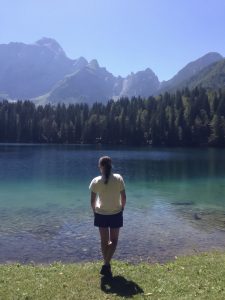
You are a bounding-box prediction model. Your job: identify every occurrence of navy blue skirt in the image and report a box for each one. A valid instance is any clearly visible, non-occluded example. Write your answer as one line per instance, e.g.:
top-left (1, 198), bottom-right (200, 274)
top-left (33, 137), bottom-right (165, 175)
top-left (94, 211), bottom-right (123, 228)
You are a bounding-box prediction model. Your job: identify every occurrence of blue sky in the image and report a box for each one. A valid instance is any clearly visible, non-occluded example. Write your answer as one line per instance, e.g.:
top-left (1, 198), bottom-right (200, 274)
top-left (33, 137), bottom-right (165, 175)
top-left (1, 0), bottom-right (225, 80)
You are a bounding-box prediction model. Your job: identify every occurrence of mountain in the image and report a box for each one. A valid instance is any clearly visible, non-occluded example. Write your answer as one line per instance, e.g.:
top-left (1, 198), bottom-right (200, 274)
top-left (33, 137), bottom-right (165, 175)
top-left (0, 38), bottom-right (88, 98)
top-left (0, 38), bottom-right (224, 104)
top-left (37, 64), bottom-right (160, 105)
top-left (160, 52), bottom-right (223, 93)
top-left (174, 58), bottom-right (225, 91)
top-left (41, 52), bottom-right (224, 105)
top-left (0, 38), bottom-right (159, 103)
top-left (119, 68), bottom-right (160, 98)
top-left (37, 59), bottom-right (118, 105)
top-left (33, 50), bottom-right (225, 105)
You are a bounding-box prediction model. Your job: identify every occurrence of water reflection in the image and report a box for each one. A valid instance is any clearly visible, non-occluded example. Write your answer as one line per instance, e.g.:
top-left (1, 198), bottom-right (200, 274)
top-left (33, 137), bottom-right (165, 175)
top-left (122, 150), bottom-right (225, 182)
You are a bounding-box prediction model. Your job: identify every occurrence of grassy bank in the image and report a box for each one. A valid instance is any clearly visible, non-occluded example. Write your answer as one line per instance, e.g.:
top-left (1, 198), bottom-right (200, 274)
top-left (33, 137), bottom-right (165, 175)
top-left (0, 252), bottom-right (225, 299)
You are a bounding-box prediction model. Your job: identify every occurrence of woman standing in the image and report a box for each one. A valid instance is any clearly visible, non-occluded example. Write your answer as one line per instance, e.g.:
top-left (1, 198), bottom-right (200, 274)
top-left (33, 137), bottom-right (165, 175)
top-left (89, 156), bottom-right (126, 277)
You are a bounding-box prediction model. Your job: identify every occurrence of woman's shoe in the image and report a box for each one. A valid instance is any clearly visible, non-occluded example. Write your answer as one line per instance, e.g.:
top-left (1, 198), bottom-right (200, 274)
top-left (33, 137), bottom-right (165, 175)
top-left (100, 264), bottom-right (112, 277)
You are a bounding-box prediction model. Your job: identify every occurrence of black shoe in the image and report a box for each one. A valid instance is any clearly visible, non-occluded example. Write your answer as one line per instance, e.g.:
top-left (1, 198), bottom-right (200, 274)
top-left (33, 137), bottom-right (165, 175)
top-left (100, 264), bottom-right (112, 277)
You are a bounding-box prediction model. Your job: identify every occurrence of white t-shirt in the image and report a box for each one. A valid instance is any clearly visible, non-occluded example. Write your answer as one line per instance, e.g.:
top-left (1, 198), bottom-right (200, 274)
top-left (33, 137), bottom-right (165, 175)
top-left (89, 173), bottom-right (125, 215)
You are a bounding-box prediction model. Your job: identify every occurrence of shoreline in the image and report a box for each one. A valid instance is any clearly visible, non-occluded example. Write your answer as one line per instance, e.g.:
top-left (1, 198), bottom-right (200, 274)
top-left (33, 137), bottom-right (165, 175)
top-left (0, 249), bottom-right (224, 266)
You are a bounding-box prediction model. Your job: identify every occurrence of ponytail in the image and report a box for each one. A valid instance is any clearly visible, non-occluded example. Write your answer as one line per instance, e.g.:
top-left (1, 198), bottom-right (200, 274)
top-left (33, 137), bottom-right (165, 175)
top-left (99, 156), bottom-right (112, 184)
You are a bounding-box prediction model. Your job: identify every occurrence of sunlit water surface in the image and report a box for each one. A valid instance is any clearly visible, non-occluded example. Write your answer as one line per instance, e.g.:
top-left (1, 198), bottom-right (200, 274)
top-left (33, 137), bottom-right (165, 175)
top-left (0, 144), bottom-right (225, 263)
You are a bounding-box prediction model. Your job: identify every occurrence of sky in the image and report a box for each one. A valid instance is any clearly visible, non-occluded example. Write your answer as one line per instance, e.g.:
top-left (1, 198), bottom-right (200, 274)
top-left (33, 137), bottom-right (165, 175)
top-left (0, 0), bottom-right (225, 81)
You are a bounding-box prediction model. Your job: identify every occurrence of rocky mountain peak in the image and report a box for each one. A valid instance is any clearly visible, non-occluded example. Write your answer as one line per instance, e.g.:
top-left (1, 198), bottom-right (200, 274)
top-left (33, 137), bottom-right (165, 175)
top-left (35, 37), bottom-right (65, 55)
top-left (88, 59), bottom-right (99, 69)
top-left (73, 57), bottom-right (88, 70)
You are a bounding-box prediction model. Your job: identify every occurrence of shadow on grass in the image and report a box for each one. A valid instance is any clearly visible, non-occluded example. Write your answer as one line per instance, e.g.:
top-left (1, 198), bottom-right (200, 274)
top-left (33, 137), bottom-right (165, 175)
top-left (101, 275), bottom-right (144, 298)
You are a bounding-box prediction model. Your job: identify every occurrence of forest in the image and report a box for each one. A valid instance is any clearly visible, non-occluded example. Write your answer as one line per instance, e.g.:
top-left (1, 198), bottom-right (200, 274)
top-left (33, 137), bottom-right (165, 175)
top-left (0, 86), bottom-right (225, 146)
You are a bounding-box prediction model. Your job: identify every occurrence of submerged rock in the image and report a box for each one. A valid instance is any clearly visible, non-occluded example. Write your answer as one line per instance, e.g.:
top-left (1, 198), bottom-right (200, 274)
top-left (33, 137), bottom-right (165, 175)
top-left (193, 213), bottom-right (202, 220)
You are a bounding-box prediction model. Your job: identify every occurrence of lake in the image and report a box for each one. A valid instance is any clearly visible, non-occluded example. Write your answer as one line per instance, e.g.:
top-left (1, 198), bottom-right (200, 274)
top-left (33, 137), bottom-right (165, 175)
top-left (0, 144), bottom-right (225, 264)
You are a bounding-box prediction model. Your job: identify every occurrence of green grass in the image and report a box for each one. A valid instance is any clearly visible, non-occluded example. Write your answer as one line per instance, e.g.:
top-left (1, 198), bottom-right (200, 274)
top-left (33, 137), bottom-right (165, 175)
top-left (1, 252), bottom-right (225, 299)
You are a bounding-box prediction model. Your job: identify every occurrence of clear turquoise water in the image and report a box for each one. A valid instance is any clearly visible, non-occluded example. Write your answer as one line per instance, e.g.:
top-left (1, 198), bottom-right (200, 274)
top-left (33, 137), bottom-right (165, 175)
top-left (0, 144), bottom-right (225, 263)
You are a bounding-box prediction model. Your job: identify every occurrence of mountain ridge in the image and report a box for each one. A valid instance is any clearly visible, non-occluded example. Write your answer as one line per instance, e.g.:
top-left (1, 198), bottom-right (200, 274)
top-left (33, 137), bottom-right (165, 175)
top-left (160, 52), bottom-right (223, 93)
top-left (0, 38), bottom-right (224, 104)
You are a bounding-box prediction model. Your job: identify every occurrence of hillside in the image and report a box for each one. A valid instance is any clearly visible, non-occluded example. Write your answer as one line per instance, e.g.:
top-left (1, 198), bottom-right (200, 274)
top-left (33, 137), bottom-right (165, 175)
top-left (180, 58), bottom-right (225, 91)
top-left (159, 52), bottom-right (223, 93)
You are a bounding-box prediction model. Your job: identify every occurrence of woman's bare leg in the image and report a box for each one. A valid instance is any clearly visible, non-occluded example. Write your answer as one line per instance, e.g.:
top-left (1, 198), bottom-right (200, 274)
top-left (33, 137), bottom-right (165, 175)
top-left (99, 227), bottom-right (110, 264)
top-left (105, 228), bottom-right (120, 265)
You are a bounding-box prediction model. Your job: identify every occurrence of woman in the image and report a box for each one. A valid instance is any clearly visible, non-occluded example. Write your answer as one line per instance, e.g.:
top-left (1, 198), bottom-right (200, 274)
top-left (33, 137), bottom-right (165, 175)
top-left (89, 156), bottom-right (126, 277)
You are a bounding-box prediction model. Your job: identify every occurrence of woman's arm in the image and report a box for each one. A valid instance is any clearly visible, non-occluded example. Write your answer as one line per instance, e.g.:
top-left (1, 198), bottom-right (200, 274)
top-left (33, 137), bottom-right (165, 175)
top-left (120, 189), bottom-right (126, 210)
top-left (90, 191), bottom-right (97, 213)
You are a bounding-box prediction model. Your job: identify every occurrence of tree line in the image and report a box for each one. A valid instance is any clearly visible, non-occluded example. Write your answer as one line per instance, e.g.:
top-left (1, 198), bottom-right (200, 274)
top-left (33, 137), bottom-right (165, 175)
top-left (0, 86), bottom-right (225, 146)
